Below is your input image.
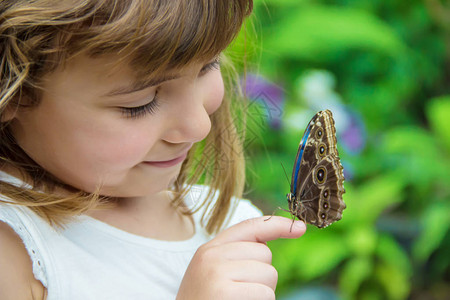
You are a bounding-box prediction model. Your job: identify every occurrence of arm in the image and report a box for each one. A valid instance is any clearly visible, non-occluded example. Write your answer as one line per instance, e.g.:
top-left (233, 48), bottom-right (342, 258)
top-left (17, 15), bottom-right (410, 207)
top-left (177, 216), bottom-right (307, 300)
top-left (0, 221), bottom-right (46, 300)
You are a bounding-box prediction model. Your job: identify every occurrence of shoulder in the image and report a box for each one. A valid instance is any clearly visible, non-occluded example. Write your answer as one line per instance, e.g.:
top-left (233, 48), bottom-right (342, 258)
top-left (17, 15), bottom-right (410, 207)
top-left (0, 221), bottom-right (46, 300)
top-left (224, 197), bottom-right (263, 228)
top-left (187, 185), bottom-right (263, 229)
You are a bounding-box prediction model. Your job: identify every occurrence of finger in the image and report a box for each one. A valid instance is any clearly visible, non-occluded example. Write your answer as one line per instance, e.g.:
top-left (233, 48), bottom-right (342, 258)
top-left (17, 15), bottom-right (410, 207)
top-left (212, 216), bottom-right (306, 245)
top-left (230, 282), bottom-right (276, 300)
top-left (217, 242), bottom-right (273, 264)
top-left (227, 260), bottom-right (278, 291)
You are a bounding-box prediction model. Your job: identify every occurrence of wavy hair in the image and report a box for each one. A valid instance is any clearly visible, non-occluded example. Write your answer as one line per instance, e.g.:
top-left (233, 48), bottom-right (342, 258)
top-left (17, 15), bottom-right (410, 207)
top-left (0, 0), bottom-right (253, 234)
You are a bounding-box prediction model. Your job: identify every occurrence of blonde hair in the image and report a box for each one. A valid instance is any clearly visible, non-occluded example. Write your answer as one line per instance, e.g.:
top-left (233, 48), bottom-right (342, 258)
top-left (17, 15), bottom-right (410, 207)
top-left (0, 0), bottom-right (253, 234)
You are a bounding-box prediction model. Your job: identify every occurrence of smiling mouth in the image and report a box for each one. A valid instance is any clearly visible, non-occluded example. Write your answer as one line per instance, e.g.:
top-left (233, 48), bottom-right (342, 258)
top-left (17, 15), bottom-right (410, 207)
top-left (143, 152), bottom-right (188, 168)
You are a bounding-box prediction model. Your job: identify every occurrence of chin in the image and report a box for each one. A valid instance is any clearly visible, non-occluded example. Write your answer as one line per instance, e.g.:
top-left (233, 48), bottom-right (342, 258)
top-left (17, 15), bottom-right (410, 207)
top-left (83, 169), bottom-right (182, 197)
top-left (100, 180), bottom-right (178, 198)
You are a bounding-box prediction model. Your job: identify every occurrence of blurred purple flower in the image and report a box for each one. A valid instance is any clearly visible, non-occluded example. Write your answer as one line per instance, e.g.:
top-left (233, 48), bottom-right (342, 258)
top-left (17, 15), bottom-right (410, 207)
top-left (340, 110), bottom-right (366, 155)
top-left (342, 161), bottom-right (354, 181)
top-left (243, 74), bottom-right (285, 129)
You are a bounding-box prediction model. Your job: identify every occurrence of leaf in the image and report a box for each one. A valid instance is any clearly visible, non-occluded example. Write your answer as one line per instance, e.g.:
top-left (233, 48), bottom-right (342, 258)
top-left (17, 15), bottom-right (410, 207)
top-left (294, 230), bottom-right (350, 281)
top-left (383, 126), bottom-right (440, 158)
top-left (271, 230), bottom-right (351, 281)
top-left (376, 234), bottom-right (412, 278)
top-left (339, 256), bottom-right (373, 297)
top-left (413, 201), bottom-right (450, 262)
top-left (342, 173), bottom-right (405, 226)
top-left (375, 261), bottom-right (411, 300)
top-left (382, 126), bottom-right (449, 187)
top-left (345, 226), bottom-right (378, 256)
top-left (426, 95), bottom-right (450, 152)
top-left (264, 5), bottom-right (406, 62)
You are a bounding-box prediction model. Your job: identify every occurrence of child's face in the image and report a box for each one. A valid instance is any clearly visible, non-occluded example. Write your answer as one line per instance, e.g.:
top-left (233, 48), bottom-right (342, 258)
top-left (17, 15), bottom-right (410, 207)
top-left (10, 54), bottom-right (224, 197)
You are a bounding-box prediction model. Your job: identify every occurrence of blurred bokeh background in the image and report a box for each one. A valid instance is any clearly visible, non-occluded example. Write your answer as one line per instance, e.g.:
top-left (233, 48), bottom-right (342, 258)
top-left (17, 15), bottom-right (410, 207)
top-left (225, 0), bottom-right (450, 299)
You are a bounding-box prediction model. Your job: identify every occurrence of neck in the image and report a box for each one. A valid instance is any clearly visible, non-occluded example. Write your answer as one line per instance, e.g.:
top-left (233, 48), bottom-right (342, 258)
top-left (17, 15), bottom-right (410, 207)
top-left (86, 191), bottom-right (195, 241)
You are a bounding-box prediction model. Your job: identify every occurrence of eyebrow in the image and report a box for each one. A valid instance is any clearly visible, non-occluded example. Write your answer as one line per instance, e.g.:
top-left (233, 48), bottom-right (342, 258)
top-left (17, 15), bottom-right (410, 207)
top-left (104, 74), bottom-right (180, 97)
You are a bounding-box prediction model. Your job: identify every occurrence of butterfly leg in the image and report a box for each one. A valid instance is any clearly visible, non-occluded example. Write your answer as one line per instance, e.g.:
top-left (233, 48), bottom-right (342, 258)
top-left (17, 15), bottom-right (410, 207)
top-left (289, 213), bottom-right (296, 232)
top-left (264, 206), bottom-right (292, 222)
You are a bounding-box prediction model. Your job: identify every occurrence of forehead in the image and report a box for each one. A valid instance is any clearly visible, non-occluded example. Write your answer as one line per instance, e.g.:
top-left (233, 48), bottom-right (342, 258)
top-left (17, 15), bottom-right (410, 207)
top-left (40, 53), bottom-right (205, 97)
top-left (64, 53), bottom-right (173, 79)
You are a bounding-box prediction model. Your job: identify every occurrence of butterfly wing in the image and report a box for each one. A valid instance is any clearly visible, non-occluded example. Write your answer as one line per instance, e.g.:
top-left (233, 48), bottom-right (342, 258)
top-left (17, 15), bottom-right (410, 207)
top-left (289, 110), bottom-right (346, 228)
top-left (290, 113), bottom-right (318, 195)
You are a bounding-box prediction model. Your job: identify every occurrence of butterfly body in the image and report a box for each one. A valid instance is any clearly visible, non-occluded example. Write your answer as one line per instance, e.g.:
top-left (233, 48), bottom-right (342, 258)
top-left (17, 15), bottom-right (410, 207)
top-left (288, 110), bottom-right (346, 228)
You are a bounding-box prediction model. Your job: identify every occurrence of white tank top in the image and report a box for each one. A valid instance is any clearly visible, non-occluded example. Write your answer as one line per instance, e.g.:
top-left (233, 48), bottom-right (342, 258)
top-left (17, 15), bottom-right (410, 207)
top-left (0, 172), bottom-right (262, 299)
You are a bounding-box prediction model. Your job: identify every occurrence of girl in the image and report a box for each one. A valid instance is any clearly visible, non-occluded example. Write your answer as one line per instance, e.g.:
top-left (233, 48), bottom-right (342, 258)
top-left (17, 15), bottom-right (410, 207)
top-left (0, 1), bottom-right (306, 299)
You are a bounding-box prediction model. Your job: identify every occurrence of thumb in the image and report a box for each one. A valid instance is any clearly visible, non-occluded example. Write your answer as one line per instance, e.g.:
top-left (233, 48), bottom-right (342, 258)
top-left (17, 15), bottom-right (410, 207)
top-left (212, 216), bottom-right (306, 245)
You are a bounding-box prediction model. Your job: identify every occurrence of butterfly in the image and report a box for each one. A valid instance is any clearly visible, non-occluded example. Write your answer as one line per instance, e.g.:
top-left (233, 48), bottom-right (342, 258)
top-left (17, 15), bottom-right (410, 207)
top-left (287, 110), bottom-right (346, 228)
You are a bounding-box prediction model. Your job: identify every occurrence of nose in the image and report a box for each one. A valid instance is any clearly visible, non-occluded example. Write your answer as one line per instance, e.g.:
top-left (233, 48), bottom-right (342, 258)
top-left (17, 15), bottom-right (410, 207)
top-left (162, 90), bottom-right (212, 144)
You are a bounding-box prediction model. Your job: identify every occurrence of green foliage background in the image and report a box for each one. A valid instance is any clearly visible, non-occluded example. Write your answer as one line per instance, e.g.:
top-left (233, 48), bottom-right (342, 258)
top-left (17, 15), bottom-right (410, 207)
top-left (226, 0), bottom-right (450, 299)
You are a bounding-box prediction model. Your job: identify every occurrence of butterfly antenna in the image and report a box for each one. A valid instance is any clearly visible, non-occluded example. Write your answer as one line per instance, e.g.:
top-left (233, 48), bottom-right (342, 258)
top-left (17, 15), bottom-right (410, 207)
top-left (280, 162), bottom-right (290, 186)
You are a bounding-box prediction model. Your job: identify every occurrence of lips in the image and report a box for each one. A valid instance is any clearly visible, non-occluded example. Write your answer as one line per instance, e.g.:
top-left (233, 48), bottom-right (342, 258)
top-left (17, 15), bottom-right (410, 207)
top-left (144, 144), bottom-right (193, 168)
top-left (144, 152), bottom-right (188, 168)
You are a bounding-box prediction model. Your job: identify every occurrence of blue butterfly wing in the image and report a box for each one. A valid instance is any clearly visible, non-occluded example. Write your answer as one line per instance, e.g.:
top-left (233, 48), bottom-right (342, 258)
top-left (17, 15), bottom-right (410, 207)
top-left (291, 114), bottom-right (318, 196)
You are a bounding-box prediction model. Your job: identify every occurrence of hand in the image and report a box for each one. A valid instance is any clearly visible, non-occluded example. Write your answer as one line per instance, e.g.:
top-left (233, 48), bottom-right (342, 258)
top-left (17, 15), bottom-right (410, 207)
top-left (176, 216), bottom-right (307, 300)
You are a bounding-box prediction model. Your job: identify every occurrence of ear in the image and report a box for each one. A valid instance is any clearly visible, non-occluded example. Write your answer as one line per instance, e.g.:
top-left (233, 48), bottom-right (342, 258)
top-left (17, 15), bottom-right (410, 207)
top-left (1, 102), bottom-right (19, 123)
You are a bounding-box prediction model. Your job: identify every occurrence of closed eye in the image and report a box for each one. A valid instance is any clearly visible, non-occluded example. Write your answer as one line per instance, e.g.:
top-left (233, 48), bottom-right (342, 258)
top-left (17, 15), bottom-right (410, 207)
top-left (200, 58), bottom-right (220, 75)
top-left (120, 92), bottom-right (160, 119)
top-left (119, 58), bottom-right (219, 119)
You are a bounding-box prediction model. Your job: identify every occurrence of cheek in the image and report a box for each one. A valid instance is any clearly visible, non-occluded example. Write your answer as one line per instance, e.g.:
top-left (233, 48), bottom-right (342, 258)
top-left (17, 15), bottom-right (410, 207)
top-left (90, 125), bottom-right (157, 166)
top-left (204, 73), bottom-right (225, 115)
top-left (67, 121), bottom-right (160, 191)
top-left (68, 124), bottom-right (156, 189)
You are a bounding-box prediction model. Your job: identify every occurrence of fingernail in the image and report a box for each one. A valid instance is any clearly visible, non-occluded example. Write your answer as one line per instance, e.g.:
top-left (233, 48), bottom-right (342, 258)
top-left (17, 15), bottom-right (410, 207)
top-left (293, 220), bottom-right (306, 231)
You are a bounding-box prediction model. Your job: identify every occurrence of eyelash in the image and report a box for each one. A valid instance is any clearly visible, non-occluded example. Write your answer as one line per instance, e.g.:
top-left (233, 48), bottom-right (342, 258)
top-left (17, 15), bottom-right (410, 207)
top-left (121, 93), bottom-right (160, 119)
top-left (121, 58), bottom-right (220, 119)
top-left (200, 58), bottom-right (221, 73)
